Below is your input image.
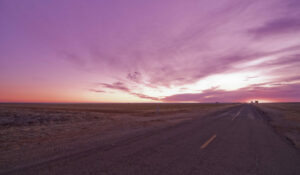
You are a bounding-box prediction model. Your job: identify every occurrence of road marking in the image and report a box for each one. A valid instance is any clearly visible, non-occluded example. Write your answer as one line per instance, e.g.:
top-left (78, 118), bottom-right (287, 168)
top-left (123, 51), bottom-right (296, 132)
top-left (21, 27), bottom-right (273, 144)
top-left (201, 134), bottom-right (216, 149)
top-left (232, 109), bottom-right (242, 121)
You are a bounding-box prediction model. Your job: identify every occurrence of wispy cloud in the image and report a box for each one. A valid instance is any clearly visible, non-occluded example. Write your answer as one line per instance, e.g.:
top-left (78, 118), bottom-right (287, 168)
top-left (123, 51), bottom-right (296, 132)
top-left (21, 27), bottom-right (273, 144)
top-left (95, 82), bottom-right (160, 101)
top-left (249, 18), bottom-right (300, 38)
top-left (127, 71), bottom-right (142, 83)
top-left (99, 82), bottom-right (131, 92)
top-left (89, 89), bottom-right (105, 93)
top-left (163, 83), bottom-right (300, 102)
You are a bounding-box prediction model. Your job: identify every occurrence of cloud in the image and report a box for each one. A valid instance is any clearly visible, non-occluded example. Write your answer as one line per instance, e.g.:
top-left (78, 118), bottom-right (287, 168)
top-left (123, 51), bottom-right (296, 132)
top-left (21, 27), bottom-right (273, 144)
top-left (89, 89), bottom-right (105, 93)
top-left (96, 81), bottom-right (159, 101)
top-left (130, 92), bottom-right (160, 101)
top-left (286, 0), bottom-right (300, 9)
top-left (127, 71), bottom-right (141, 82)
top-left (49, 0), bottom-right (300, 103)
top-left (241, 53), bottom-right (300, 75)
top-left (53, 0), bottom-right (300, 91)
top-left (162, 83), bottom-right (300, 102)
top-left (249, 17), bottom-right (300, 38)
top-left (99, 82), bottom-right (131, 92)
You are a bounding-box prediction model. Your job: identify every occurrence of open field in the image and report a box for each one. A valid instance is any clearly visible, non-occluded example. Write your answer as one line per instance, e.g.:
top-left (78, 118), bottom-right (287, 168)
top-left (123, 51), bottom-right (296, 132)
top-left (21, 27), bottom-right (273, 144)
top-left (0, 103), bottom-right (237, 172)
top-left (256, 103), bottom-right (300, 148)
top-left (1, 103), bottom-right (300, 175)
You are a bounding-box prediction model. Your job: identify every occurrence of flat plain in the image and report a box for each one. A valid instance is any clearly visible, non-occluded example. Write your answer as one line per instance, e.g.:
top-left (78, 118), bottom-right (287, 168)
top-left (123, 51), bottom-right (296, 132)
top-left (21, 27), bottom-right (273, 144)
top-left (1, 103), bottom-right (300, 175)
top-left (0, 103), bottom-right (236, 173)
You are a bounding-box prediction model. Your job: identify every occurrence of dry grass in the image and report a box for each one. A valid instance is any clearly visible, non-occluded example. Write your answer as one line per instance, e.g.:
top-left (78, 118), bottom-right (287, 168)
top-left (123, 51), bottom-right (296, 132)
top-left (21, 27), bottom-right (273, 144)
top-left (0, 103), bottom-right (236, 116)
top-left (0, 103), bottom-right (237, 170)
top-left (259, 103), bottom-right (300, 122)
top-left (258, 103), bottom-right (300, 148)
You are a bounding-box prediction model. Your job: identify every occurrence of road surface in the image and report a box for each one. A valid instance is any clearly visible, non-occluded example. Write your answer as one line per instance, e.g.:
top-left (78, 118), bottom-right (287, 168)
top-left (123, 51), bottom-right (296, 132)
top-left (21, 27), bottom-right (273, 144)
top-left (3, 104), bottom-right (300, 175)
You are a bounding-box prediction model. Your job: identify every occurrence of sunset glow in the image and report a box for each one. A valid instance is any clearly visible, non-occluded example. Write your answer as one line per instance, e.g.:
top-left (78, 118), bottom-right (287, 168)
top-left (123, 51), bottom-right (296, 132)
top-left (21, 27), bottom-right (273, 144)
top-left (0, 0), bottom-right (300, 103)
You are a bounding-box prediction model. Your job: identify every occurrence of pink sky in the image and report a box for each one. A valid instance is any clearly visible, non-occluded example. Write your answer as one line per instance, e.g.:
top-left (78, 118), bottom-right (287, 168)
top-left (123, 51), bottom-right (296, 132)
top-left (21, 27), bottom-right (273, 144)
top-left (0, 0), bottom-right (300, 103)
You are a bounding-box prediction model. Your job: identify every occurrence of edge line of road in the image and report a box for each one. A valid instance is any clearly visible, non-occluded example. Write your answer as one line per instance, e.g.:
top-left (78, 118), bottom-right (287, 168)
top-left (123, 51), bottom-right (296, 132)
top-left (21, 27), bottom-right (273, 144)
top-left (232, 109), bottom-right (242, 121)
top-left (201, 134), bottom-right (217, 149)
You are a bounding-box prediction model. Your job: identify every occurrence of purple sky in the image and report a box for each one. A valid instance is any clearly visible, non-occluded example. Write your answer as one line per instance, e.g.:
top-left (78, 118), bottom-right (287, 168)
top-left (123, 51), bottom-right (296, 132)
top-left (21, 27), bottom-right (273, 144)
top-left (0, 0), bottom-right (300, 102)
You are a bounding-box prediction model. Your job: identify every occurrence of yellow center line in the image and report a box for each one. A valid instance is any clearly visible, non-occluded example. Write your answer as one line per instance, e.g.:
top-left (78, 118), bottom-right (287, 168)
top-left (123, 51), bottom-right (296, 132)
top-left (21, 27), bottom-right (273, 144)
top-left (201, 134), bottom-right (217, 149)
top-left (232, 109), bottom-right (242, 121)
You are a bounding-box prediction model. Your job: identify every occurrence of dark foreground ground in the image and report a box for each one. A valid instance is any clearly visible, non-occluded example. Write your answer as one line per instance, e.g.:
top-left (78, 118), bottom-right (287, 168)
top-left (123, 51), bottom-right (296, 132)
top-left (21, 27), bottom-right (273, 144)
top-left (0, 103), bottom-right (300, 175)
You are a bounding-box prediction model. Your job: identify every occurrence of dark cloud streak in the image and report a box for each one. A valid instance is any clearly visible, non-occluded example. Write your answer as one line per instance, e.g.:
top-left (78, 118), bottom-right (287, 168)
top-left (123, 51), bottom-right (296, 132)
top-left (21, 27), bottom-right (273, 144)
top-left (249, 17), bottom-right (300, 38)
top-left (96, 82), bottom-right (160, 101)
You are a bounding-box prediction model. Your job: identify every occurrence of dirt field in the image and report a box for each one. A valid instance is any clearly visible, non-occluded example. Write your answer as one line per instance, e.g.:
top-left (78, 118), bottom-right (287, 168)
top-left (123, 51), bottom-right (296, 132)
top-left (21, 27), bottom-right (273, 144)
top-left (256, 103), bottom-right (300, 148)
top-left (0, 103), bottom-right (237, 171)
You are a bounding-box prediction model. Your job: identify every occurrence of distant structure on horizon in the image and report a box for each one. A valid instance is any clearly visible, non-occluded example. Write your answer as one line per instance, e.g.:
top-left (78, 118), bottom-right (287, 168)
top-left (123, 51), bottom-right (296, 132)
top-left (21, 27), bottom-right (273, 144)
top-left (255, 100), bottom-right (259, 104)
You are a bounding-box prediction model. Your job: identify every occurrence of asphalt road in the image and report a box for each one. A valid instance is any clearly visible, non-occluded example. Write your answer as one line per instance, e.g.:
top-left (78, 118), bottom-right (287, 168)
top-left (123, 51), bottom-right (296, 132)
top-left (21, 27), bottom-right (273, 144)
top-left (4, 104), bottom-right (300, 175)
